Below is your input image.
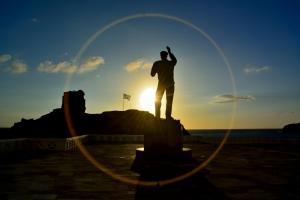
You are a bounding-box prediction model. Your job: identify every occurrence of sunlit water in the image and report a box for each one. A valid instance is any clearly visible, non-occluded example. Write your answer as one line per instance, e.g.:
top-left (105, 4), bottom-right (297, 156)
top-left (189, 129), bottom-right (300, 139)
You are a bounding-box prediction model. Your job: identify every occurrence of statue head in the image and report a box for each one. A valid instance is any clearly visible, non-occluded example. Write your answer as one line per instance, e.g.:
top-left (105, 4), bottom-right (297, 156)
top-left (160, 51), bottom-right (168, 60)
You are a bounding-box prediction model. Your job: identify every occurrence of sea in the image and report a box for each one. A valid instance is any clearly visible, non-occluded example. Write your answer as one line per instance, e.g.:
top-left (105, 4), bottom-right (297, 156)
top-left (188, 129), bottom-right (299, 139)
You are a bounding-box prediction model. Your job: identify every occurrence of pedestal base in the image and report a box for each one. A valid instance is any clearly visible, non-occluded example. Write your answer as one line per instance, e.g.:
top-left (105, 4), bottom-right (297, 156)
top-left (136, 147), bottom-right (192, 159)
top-left (131, 147), bottom-right (197, 174)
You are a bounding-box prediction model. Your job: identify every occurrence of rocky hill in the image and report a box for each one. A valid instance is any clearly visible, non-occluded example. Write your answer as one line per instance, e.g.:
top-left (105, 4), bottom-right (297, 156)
top-left (9, 90), bottom-right (189, 138)
top-left (282, 123), bottom-right (300, 134)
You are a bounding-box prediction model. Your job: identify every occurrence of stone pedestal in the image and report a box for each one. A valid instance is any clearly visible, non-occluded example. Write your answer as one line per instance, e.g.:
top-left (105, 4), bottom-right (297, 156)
top-left (144, 119), bottom-right (183, 156)
top-left (131, 119), bottom-right (195, 173)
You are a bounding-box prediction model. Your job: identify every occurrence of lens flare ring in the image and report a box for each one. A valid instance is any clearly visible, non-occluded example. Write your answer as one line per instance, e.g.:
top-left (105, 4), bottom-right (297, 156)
top-left (64, 13), bottom-right (237, 187)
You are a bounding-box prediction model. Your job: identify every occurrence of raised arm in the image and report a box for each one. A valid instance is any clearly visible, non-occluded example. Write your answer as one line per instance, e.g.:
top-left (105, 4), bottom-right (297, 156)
top-left (167, 46), bottom-right (177, 65)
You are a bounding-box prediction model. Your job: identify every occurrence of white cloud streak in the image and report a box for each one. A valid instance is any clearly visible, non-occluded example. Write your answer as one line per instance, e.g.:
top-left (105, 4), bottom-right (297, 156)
top-left (78, 56), bottom-right (104, 74)
top-left (0, 54), bottom-right (12, 64)
top-left (37, 56), bottom-right (104, 74)
top-left (271, 111), bottom-right (296, 116)
top-left (212, 94), bottom-right (255, 103)
top-left (37, 60), bottom-right (77, 73)
top-left (125, 59), bottom-right (152, 72)
top-left (0, 54), bottom-right (27, 74)
top-left (244, 65), bottom-right (271, 74)
top-left (10, 60), bottom-right (28, 74)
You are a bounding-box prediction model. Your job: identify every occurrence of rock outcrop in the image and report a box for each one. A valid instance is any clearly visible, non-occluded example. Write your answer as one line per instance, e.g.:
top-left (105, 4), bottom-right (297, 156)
top-left (282, 123), bottom-right (300, 134)
top-left (9, 90), bottom-right (189, 138)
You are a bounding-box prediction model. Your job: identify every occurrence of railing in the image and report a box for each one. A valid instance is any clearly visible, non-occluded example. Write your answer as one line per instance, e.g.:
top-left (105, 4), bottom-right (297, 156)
top-left (1, 135), bottom-right (300, 153)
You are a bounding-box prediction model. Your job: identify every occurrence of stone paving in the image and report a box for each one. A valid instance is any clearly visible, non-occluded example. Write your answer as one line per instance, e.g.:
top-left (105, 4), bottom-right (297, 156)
top-left (1, 143), bottom-right (300, 200)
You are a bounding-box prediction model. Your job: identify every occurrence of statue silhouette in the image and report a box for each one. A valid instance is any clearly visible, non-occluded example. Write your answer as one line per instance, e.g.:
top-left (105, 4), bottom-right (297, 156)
top-left (151, 46), bottom-right (177, 119)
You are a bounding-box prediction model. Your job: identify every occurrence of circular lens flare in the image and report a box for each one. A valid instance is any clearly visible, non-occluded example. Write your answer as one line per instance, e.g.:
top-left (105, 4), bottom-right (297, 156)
top-left (65, 13), bottom-right (237, 187)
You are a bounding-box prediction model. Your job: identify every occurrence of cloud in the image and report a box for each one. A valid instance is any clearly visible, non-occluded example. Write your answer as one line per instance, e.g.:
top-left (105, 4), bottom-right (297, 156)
top-left (37, 60), bottom-right (77, 73)
top-left (0, 54), bottom-right (27, 74)
top-left (9, 60), bottom-right (28, 74)
top-left (142, 62), bottom-right (152, 69)
top-left (125, 59), bottom-right (144, 72)
top-left (78, 56), bottom-right (104, 74)
top-left (0, 54), bottom-right (12, 64)
top-left (37, 56), bottom-right (104, 74)
top-left (212, 94), bottom-right (255, 103)
top-left (244, 65), bottom-right (271, 74)
top-left (125, 59), bottom-right (152, 72)
top-left (271, 111), bottom-right (296, 116)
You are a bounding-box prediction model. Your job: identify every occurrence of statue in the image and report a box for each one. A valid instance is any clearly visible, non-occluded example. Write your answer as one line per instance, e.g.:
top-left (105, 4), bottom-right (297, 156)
top-left (151, 46), bottom-right (177, 120)
top-left (132, 47), bottom-right (194, 174)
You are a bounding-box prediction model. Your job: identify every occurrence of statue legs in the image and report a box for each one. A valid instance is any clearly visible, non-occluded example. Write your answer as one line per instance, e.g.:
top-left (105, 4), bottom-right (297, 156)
top-left (155, 83), bottom-right (174, 119)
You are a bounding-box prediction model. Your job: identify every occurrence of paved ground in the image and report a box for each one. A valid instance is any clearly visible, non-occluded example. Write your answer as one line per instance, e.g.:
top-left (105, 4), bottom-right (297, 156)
top-left (1, 143), bottom-right (300, 200)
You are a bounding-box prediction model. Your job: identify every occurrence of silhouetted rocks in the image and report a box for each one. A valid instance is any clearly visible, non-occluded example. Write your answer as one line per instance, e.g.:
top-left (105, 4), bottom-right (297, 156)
top-left (9, 90), bottom-right (189, 138)
top-left (62, 90), bottom-right (86, 116)
top-left (11, 108), bottom-right (68, 138)
top-left (283, 123), bottom-right (300, 134)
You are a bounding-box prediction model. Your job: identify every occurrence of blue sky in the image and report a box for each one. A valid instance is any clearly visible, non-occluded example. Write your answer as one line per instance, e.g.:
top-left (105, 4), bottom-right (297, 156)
top-left (0, 0), bottom-right (299, 128)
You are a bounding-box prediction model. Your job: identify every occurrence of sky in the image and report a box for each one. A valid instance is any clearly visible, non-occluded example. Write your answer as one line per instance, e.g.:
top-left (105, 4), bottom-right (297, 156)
top-left (0, 0), bottom-right (300, 129)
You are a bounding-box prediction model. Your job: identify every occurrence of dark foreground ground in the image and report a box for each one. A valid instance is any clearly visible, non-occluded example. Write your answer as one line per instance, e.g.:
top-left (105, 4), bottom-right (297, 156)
top-left (1, 143), bottom-right (300, 200)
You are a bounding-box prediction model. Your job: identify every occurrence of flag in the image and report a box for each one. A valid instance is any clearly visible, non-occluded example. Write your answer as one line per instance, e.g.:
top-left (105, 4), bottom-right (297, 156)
top-left (123, 93), bottom-right (131, 101)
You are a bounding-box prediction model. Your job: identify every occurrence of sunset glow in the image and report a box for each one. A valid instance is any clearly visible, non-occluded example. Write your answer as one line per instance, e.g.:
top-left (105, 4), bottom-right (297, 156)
top-left (139, 88), bottom-right (155, 113)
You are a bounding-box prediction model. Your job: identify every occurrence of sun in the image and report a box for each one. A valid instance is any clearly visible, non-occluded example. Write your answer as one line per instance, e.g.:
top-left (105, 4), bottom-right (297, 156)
top-left (139, 88), bottom-right (155, 113)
